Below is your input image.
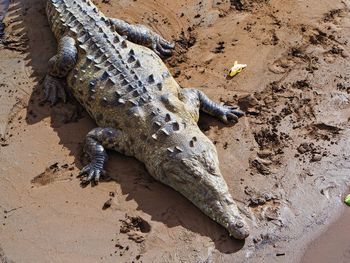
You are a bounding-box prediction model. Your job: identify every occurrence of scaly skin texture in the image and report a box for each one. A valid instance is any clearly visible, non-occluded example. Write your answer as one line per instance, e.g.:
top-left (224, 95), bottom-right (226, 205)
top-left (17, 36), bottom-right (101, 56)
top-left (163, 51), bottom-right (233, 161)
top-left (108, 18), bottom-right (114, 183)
top-left (44, 0), bottom-right (249, 239)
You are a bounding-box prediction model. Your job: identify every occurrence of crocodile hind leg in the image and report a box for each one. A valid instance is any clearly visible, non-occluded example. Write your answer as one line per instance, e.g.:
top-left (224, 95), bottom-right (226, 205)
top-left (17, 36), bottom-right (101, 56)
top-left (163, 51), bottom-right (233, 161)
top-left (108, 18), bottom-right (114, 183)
top-left (79, 127), bottom-right (127, 183)
top-left (44, 36), bottom-right (77, 105)
top-left (180, 88), bottom-right (244, 124)
top-left (109, 18), bottom-right (175, 58)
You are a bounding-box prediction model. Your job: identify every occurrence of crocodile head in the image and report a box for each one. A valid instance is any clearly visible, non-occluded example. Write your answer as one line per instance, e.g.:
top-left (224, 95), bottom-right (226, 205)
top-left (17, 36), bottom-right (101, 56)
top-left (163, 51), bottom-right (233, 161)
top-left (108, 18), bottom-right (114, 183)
top-left (158, 133), bottom-right (250, 240)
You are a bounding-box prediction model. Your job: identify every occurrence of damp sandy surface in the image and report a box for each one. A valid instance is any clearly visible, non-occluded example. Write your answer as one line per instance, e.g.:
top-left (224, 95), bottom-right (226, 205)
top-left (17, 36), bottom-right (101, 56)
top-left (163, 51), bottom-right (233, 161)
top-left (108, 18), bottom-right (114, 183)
top-left (0, 0), bottom-right (350, 262)
top-left (301, 205), bottom-right (350, 263)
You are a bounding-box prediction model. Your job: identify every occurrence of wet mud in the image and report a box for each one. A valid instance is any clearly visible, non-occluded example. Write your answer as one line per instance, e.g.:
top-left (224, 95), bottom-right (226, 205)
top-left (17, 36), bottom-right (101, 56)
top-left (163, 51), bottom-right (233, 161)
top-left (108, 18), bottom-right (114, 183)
top-left (301, 205), bottom-right (350, 263)
top-left (0, 0), bottom-right (349, 262)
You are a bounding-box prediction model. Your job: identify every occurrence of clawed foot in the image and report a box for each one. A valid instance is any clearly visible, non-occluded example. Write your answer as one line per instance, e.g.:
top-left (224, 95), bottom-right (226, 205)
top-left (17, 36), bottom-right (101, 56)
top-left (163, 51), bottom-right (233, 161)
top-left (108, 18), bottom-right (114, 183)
top-left (137, 25), bottom-right (175, 58)
top-left (78, 162), bottom-right (105, 185)
top-left (218, 105), bottom-right (245, 124)
top-left (43, 74), bottom-right (67, 105)
top-left (151, 34), bottom-right (175, 58)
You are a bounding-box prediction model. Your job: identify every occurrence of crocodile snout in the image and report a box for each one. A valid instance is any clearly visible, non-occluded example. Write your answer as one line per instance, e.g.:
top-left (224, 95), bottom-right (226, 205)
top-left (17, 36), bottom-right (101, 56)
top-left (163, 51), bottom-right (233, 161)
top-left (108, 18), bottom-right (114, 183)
top-left (228, 219), bottom-right (250, 240)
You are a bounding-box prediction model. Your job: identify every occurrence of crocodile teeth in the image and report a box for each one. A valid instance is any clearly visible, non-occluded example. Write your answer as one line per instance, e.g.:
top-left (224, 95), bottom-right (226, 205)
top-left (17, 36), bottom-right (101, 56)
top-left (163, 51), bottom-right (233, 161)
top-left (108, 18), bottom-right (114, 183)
top-left (151, 134), bottom-right (158, 140)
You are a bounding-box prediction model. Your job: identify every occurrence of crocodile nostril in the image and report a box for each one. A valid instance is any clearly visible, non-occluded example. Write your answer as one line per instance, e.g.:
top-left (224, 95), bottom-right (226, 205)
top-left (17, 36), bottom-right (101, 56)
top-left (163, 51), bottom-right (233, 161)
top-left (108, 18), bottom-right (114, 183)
top-left (235, 220), bottom-right (244, 228)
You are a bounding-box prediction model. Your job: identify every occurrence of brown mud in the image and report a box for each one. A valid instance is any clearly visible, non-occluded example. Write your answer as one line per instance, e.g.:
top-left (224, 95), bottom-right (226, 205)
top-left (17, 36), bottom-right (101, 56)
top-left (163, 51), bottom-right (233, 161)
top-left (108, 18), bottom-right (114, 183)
top-left (0, 0), bottom-right (349, 262)
top-left (301, 204), bottom-right (350, 263)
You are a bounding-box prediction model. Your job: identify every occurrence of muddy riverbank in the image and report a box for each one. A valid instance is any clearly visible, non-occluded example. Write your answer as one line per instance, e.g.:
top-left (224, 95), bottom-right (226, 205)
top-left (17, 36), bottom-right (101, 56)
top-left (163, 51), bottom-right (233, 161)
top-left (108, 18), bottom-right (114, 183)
top-left (0, 0), bottom-right (349, 262)
top-left (301, 199), bottom-right (350, 263)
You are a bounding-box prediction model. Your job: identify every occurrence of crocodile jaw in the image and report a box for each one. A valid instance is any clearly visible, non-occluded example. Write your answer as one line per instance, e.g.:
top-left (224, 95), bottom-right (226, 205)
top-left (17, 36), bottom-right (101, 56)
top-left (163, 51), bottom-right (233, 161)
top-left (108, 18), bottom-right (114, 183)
top-left (158, 140), bottom-right (250, 239)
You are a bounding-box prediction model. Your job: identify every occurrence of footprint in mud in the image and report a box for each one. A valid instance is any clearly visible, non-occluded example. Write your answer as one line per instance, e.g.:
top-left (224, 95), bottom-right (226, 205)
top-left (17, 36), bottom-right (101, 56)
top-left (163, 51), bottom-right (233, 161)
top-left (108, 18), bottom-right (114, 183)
top-left (119, 215), bottom-right (151, 244)
top-left (31, 162), bottom-right (75, 186)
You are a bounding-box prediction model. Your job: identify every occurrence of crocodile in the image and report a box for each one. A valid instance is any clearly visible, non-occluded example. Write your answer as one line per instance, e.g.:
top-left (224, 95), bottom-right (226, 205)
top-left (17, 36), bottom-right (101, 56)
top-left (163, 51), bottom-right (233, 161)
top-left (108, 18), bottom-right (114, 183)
top-left (44, 0), bottom-right (250, 239)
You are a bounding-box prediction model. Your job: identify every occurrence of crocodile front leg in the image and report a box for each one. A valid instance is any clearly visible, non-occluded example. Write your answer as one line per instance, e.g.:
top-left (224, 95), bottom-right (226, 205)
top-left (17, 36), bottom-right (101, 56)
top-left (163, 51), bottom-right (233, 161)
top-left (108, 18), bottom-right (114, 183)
top-left (44, 36), bottom-right (77, 105)
top-left (181, 88), bottom-right (244, 124)
top-left (79, 127), bottom-right (126, 183)
top-left (109, 18), bottom-right (175, 58)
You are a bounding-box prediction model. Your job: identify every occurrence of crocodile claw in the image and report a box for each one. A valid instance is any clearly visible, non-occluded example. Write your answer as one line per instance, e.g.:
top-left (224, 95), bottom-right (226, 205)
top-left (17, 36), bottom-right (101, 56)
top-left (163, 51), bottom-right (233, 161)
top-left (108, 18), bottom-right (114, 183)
top-left (43, 74), bottom-right (67, 105)
top-left (78, 162), bottom-right (104, 184)
top-left (219, 105), bottom-right (245, 124)
top-left (152, 35), bottom-right (175, 58)
top-left (136, 24), bottom-right (175, 58)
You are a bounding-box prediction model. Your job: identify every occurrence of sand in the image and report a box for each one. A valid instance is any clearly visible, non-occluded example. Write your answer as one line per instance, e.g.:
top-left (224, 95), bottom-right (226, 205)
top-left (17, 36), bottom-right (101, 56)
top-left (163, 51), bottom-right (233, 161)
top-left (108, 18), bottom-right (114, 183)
top-left (0, 0), bottom-right (350, 262)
